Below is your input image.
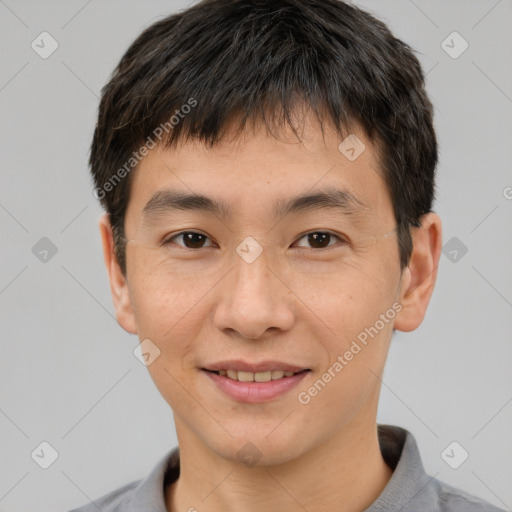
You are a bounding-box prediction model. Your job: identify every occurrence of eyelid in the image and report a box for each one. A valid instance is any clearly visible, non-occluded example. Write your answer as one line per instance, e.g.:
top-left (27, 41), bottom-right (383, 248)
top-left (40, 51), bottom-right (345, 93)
top-left (162, 230), bottom-right (217, 248)
top-left (163, 229), bottom-right (347, 250)
top-left (293, 230), bottom-right (346, 248)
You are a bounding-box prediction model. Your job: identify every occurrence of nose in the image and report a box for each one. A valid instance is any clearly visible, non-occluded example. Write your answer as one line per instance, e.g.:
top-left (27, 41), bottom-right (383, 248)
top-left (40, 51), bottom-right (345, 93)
top-left (212, 245), bottom-right (295, 340)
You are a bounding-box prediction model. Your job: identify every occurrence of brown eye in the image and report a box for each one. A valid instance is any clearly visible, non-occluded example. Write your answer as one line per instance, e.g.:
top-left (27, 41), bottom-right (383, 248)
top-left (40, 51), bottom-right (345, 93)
top-left (163, 232), bottom-right (214, 249)
top-left (294, 231), bottom-right (344, 249)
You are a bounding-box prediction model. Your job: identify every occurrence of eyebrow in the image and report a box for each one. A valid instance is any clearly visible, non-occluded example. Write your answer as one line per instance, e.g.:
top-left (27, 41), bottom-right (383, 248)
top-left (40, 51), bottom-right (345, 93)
top-left (141, 186), bottom-right (369, 226)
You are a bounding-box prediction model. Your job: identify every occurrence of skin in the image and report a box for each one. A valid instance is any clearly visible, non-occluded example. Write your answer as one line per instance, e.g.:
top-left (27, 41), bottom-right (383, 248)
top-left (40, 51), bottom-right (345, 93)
top-left (99, 112), bottom-right (442, 512)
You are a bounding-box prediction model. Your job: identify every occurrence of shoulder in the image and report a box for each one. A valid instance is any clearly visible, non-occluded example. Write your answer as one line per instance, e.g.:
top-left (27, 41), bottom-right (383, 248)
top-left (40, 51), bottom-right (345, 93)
top-left (431, 478), bottom-right (507, 512)
top-left (66, 447), bottom-right (179, 512)
top-left (374, 425), bottom-right (506, 512)
top-left (66, 478), bottom-right (141, 512)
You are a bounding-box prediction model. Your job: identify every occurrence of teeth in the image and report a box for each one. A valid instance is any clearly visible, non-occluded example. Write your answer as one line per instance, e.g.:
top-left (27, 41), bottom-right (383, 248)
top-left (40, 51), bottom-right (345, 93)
top-left (216, 369), bottom-right (301, 381)
top-left (238, 371), bottom-right (254, 382)
top-left (254, 371), bottom-right (272, 382)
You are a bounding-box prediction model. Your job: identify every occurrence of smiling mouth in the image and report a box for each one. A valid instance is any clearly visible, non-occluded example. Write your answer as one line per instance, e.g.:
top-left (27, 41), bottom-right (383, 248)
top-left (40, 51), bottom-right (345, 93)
top-left (203, 369), bottom-right (310, 382)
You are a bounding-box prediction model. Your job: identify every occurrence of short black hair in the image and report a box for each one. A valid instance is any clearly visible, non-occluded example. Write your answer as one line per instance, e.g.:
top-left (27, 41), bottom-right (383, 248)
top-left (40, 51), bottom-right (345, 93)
top-left (90, 0), bottom-right (437, 276)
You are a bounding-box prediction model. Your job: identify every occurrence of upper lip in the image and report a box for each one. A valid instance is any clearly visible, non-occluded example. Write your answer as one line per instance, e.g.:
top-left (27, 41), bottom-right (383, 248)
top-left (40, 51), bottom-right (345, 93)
top-left (202, 360), bottom-right (309, 373)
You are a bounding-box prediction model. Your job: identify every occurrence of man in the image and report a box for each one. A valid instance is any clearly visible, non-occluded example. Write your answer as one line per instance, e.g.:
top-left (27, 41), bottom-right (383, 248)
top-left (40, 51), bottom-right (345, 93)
top-left (70, 0), bottom-right (505, 510)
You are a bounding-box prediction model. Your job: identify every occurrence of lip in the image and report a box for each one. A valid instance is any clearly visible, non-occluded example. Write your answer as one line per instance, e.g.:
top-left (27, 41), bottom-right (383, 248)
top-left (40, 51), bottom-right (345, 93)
top-left (202, 360), bottom-right (308, 373)
top-left (202, 368), bottom-right (310, 404)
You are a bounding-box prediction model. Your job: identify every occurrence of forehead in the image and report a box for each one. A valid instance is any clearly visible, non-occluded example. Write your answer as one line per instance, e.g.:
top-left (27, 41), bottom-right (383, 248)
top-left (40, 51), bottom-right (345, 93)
top-left (124, 115), bottom-right (394, 230)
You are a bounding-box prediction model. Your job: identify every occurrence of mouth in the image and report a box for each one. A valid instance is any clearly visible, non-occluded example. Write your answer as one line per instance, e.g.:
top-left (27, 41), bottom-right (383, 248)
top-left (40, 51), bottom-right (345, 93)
top-left (201, 362), bottom-right (311, 403)
top-left (203, 368), bottom-right (310, 382)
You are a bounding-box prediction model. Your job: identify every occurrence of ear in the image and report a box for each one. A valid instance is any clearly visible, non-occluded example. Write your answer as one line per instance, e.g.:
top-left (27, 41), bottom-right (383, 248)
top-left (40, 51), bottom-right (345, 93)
top-left (98, 213), bottom-right (138, 335)
top-left (394, 212), bottom-right (442, 332)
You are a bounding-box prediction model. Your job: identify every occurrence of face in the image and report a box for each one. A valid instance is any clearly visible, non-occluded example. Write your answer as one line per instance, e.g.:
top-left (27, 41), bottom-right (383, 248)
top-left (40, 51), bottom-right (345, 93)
top-left (103, 113), bottom-right (433, 466)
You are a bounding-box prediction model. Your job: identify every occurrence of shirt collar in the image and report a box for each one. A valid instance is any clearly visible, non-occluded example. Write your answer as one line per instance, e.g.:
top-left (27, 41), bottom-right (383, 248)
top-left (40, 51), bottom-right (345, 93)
top-left (364, 425), bottom-right (437, 512)
top-left (126, 447), bottom-right (179, 512)
top-left (126, 425), bottom-right (429, 512)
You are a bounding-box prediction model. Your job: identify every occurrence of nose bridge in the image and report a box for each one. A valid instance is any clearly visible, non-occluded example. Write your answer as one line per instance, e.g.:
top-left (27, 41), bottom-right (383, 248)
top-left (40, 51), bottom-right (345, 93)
top-left (228, 239), bottom-right (277, 308)
top-left (213, 239), bottom-right (294, 338)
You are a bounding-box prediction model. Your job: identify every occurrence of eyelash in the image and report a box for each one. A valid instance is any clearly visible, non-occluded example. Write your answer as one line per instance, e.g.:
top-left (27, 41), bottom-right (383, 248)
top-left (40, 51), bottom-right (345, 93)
top-left (161, 230), bottom-right (348, 251)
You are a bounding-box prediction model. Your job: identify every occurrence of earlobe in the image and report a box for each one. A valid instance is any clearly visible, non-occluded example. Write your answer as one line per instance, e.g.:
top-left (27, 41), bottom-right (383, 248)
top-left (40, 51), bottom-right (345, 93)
top-left (394, 213), bottom-right (442, 332)
top-left (98, 213), bottom-right (138, 335)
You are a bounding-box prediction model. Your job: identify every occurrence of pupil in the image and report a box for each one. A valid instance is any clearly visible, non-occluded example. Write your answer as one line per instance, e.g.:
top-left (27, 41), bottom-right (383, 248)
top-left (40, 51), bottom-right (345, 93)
top-left (308, 232), bottom-right (330, 248)
top-left (184, 233), bottom-right (206, 248)
top-left (181, 233), bottom-right (332, 249)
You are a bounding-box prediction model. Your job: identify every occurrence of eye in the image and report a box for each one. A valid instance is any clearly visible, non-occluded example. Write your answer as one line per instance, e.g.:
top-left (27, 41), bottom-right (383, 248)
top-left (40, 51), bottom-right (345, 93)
top-left (162, 230), bottom-right (346, 250)
top-left (293, 231), bottom-right (346, 249)
top-left (162, 231), bottom-right (215, 249)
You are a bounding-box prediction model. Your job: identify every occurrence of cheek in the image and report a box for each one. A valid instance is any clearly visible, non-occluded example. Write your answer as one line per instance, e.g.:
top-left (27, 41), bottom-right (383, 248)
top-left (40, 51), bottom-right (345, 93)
top-left (130, 271), bottom-right (208, 407)
top-left (128, 259), bottom-right (211, 339)
top-left (294, 255), bottom-right (395, 333)
top-left (295, 256), bottom-right (397, 394)
top-left (296, 297), bottom-right (395, 433)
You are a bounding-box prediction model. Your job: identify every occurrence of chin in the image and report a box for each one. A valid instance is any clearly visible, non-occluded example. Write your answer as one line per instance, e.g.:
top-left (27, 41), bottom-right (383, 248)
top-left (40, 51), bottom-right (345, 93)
top-left (209, 425), bottom-right (310, 467)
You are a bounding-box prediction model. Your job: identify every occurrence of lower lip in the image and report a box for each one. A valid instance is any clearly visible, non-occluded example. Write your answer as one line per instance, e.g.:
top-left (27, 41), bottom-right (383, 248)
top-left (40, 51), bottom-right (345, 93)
top-left (203, 370), bottom-right (309, 403)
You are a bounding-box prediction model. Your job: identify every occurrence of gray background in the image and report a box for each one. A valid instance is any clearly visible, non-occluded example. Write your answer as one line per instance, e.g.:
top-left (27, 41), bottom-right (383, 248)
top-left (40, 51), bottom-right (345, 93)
top-left (0, 1), bottom-right (511, 511)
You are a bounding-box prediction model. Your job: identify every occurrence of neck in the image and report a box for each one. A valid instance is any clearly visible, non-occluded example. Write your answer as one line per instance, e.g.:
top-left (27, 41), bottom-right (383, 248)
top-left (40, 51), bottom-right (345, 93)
top-left (165, 418), bottom-right (393, 512)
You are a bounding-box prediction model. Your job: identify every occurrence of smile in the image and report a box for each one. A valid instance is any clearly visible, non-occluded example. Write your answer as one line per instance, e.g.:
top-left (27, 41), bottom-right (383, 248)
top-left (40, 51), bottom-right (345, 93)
top-left (202, 368), bottom-right (311, 403)
top-left (205, 369), bottom-right (309, 382)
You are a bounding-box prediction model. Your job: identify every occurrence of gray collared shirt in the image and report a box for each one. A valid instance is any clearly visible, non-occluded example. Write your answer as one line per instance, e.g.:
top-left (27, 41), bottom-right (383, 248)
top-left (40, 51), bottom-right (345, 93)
top-left (68, 425), bottom-right (505, 512)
